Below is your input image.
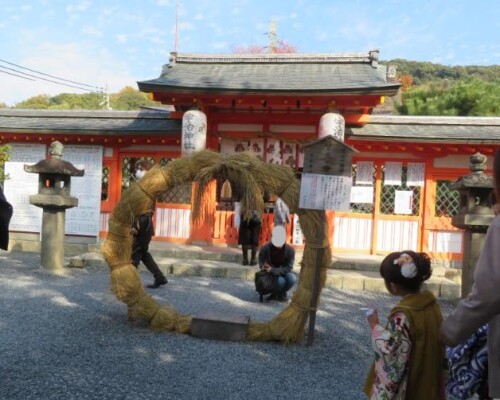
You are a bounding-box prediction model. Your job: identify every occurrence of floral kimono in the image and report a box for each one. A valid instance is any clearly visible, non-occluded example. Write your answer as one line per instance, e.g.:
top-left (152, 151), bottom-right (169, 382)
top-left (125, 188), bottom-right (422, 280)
top-left (369, 311), bottom-right (412, 399)
top-left (364, 290), bottom-right (444, 400)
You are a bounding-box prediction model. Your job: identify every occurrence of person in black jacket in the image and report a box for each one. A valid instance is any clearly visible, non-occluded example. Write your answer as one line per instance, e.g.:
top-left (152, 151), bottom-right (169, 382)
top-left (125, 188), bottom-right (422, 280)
top-left (131, 159), bottom-right (168, 289)
top-left (0, 184), bottom-right (13, 251)
top-left (258, 225), bottom-right (296, 302)
top-left (238, 210), bottom-right (261, 266)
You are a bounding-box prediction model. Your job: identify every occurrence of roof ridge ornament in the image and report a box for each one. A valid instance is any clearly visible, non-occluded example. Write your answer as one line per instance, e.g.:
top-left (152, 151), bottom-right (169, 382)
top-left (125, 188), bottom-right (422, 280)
top-left (171, 51), bottom-right (377, 64)
top-left (369, 49), bottom-right (379, 68)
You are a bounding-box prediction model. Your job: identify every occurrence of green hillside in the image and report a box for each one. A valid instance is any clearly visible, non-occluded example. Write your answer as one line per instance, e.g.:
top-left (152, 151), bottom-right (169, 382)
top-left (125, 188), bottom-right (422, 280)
top-left (385, 59), bottom-right (500, 85)
top-left (381, 59), bottom-right (500, 116)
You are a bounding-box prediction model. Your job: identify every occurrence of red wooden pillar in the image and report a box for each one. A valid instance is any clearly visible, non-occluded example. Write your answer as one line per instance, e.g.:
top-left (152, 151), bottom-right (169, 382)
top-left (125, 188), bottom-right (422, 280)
top-left (188, 181), bottom-right (216, 244)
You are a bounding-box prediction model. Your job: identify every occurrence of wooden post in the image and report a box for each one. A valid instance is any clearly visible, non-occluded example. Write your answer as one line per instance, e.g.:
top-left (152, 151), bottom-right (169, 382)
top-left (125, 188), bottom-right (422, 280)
top-left (300, 135), bottom-right (357, 345)
top-left (307, 209), bottom-right (325, 346)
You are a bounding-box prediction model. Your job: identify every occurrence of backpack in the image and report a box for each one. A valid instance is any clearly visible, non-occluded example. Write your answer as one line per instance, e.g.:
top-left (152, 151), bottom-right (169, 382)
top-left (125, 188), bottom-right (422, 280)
top-left (254, 270), bottom-right (277, 303)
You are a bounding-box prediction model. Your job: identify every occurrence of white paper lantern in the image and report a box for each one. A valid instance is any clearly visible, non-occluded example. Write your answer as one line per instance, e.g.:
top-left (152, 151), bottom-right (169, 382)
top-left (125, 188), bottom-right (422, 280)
top-left (182, 109), bottom-right (207, 156)
top-left (318, 112), bottom-right (345, 142)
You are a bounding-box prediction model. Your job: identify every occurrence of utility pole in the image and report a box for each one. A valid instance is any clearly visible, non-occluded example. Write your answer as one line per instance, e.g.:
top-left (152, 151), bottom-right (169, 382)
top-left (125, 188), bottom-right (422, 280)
top-left (268, 20), bottom-right (277, 53)
top-left (99, 85), bottom-right (111, 110)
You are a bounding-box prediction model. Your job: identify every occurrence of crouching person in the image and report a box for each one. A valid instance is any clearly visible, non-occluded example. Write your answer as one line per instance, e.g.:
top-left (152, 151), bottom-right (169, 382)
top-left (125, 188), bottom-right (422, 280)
top-left (259, 226), bottom-right (296, 302)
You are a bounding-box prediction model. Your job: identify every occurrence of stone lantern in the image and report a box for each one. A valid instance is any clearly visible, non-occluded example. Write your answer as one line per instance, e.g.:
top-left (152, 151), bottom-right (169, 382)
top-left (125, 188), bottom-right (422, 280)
top-left (451, 152), bottom-right (494, 298)
top-left (24, 141), bottom-right (84, 272)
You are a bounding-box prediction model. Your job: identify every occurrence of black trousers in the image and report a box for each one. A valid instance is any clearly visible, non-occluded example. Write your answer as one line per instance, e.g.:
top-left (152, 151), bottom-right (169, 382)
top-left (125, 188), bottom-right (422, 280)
top-left (131, 243), bottom-right (165, 281)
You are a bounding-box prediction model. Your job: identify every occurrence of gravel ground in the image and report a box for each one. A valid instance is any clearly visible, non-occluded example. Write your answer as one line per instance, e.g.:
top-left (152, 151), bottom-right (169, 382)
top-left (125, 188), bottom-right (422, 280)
top-left (0, 251), bottom-right (456, 400)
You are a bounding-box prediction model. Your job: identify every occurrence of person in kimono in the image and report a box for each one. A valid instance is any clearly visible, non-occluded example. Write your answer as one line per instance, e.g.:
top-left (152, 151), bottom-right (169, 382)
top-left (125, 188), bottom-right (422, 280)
top-left (364, 250), bottom-right (445, 399)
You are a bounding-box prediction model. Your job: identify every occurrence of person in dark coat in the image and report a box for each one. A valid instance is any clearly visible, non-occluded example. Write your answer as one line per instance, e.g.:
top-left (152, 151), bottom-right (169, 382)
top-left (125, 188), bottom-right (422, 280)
top-left (258, 225), bottom-right (296, 302)
top-left (130, 159), bottom-right (168, 289)
top-left (0, 184), bottom-right (13, 251)
top-left (238, 210), bottom-right (261, 266)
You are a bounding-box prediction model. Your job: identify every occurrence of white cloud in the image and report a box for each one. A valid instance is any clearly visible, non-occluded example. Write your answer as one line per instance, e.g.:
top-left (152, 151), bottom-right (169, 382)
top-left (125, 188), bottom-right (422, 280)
top-left (231, 7), bottom-right (242, 16)
top-left (82, 25), bottom-right (102, 37)
top-left (316, 30), bottom-right (330, 42)
top-left (338, 19), bottom-right (381, 40)
top-left (66, 1), bottom-right (91, 14)
top-left (212, 41), bottom-right (229, 50)
top-left (116, 34), bottom-right (128, 44)
top-left (179, 21), bottom-right (195, 31)
top-left (156, 0), bottom-right (172, 5)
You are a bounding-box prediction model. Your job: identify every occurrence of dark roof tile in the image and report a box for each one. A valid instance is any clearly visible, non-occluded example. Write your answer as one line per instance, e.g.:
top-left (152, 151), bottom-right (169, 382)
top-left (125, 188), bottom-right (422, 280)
top-left (0, 109), bottom-right (181, 135)
top-left (138, 52), bottom-right (400, 95)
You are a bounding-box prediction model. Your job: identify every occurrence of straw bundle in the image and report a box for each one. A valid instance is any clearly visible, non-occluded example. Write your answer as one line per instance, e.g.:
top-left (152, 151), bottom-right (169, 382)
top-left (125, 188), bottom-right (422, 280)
top-left (103, 150), bottom-right (331, 344)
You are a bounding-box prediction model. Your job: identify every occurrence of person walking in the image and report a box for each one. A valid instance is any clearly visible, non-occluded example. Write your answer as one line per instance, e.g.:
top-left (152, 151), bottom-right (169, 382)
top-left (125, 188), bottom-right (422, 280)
top-left (131, 159), bottom-right (168, 289)
top-left (363, 250), bottom-right (445, 399)
top-left (440, 148), bottom-right (500, 400)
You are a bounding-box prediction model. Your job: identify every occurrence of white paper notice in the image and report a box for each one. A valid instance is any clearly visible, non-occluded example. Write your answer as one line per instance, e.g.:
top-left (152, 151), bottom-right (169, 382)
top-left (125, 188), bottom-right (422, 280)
top-left (407, 163), bottom-right (425, 187)
top-left (63, 145), bottom-right (103, 236)
top-left (4, 144), bottom-right (46, 233)
top-left (395, 190), bottom-right (413, 215)
top-left (292, 214), bottom-right (304, 245)
top-left (234, 202), bottom-right (241, 228)
top-left (350, 186), bottom-right (374, 204)
top-left (356, 161), bottom-right (373, 185)
top-left (299, 173), bottom-right (352, 211)
top-left (4, 162), bottom-right (42, 232)
top-left (384, 162), bottom-right (402, 186)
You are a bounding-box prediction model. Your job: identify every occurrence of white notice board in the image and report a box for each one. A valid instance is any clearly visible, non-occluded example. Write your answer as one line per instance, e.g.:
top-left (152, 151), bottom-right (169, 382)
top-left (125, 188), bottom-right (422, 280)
top-left (299, 173), bottom-right (352, 211)
top-left (63, 145), bottom-right (103, 236)
top-left (4, 144), bottom-right (46, 233)
top-left (4, 162), bottom-right (42, 232)
top-left (395, 190), bottom-right (413, 215)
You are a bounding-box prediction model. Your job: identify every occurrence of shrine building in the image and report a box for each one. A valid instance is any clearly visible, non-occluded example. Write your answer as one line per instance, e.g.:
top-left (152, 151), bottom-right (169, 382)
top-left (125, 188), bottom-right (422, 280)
top-left (1, 49), bottom-right (499, 264)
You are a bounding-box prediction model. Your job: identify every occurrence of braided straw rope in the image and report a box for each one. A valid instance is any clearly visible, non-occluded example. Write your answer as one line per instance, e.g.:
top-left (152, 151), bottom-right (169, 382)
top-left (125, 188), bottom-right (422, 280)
top-left (102, 150), bottom-right (331, 343)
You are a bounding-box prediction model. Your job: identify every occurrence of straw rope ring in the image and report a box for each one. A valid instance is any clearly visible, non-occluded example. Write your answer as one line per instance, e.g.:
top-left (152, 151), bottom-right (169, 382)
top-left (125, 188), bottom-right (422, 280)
top-left (102, 150), bottom-right (331, 343)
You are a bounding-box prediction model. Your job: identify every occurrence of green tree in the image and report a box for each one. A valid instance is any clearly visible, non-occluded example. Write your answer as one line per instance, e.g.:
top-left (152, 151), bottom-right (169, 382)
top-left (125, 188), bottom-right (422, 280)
top-left (0, 101), bottom-right (8, 109)
top-left (110, 86), bottom-right (160, 110)
top-left (14, 94), bottom-right (50, 109)
top-left (48, 92), bottom-right (102, 110)
top-left (396, 78), bottom-right (500, 116)
top-left (0, 144), bottom-right (11, 183)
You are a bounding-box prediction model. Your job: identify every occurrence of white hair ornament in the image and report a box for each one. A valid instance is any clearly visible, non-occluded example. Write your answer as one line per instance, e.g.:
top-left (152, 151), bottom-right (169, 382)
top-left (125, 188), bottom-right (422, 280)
top-left (394, 253), bottom-right (418, 279)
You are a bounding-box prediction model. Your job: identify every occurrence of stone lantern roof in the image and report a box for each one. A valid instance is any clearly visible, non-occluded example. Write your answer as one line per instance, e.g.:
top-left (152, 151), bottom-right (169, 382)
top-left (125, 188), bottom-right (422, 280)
top-left (24, 158), bottom-right (84, 176)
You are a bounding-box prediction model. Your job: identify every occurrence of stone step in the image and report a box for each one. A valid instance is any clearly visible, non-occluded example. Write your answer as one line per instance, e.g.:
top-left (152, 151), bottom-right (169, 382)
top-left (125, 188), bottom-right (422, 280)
top-left (69, 252), bottom-right (461, 300)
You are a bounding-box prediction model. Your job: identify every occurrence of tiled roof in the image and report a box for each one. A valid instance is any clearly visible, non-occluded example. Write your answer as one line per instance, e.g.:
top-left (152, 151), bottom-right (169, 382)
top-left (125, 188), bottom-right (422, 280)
top-left (347, 115), bottom-right (500, 142)
top-left (1, 110), bottom-right (498, 144)
top-left (138, 51), bottom-right (400, 95)
top-left (0, 109), bottom-right (181, 135)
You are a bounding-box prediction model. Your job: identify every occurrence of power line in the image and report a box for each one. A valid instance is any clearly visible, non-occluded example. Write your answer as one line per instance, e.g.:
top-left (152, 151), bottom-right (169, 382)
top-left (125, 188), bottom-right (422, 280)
top-left (0, 68), bottom-right (35, 81)
top-left (0, 58), bottom-right (102, 91)
top-left (0, 64), bottom-right (100, 92)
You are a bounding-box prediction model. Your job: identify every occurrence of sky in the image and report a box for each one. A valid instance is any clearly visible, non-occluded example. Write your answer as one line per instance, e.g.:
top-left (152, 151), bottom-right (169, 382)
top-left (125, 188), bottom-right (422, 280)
top-left (0, 0), bottom-right (499, 106)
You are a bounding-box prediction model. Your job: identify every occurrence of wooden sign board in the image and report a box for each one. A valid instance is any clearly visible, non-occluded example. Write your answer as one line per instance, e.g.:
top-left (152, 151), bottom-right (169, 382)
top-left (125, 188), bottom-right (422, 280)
top-left (300, 135), bottom-right (357, 211)
top-left (302, 135), bottom-right (357, 176)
